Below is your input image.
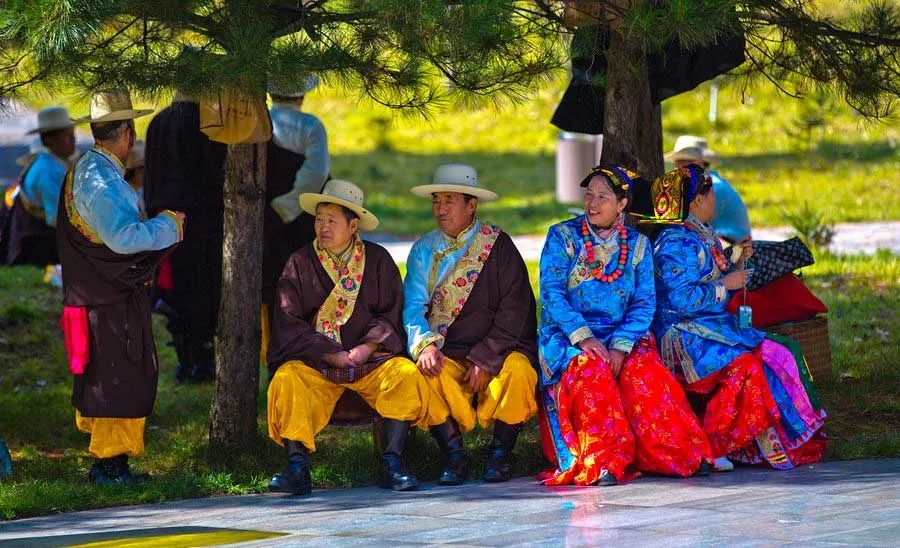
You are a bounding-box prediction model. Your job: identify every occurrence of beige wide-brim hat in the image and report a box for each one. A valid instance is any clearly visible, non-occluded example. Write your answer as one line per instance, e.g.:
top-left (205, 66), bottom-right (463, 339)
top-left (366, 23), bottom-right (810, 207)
top-left (26, 106), bottom-right (78, 135)
top-left (666, 135), bottom-right (718, 164)
top-left (665, 145), bottom-right (705, 164)
top-left (72, 90), bottom-right (154, 124)
top-left (410, 163), bottom-right (499, 202)
top-left (299, 179), bottom-right (379, 231)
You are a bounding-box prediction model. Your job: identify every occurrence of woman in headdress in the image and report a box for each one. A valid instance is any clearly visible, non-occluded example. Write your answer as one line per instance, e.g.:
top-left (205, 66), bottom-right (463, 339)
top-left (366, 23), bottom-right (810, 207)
top-left (537, 164), bottom-right (713, 486)
top-left (642, 165), bottom-right (826, 471)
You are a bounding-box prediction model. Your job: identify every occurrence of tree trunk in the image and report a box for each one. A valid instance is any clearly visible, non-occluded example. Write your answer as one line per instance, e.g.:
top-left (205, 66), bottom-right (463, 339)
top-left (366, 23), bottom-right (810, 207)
top-left (600, 28), bottom-right (664, 181)
top-left (209, 141), bottom-right (267, 449)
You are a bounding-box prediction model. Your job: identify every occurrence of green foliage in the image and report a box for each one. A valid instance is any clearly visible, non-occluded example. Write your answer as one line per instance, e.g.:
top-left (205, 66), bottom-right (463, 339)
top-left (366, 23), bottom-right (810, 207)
top-left (782, 201), bottom-right (836, 251)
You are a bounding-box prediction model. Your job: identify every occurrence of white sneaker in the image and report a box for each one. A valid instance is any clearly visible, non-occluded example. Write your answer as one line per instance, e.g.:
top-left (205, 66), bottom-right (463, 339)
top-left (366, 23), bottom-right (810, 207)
top-left (713, 457), bottom-right (734, 472)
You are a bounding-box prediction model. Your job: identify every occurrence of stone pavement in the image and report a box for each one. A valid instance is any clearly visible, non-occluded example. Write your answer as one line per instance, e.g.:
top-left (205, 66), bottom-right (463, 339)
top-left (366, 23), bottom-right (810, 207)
top-left (1, 459), bottom-right (899, 547)
top-left (368, 221), bottom-right (900, 263)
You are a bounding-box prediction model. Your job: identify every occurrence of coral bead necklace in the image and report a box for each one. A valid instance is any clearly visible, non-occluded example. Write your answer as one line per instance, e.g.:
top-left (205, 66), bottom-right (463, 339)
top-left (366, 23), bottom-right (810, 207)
top-left (581, 218), bottom-right (628, 282)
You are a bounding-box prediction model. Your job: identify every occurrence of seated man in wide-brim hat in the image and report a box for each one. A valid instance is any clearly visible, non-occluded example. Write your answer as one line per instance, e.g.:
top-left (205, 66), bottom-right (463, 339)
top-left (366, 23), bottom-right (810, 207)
top-left (266, 179), bottom-right (439, 496)
top-left (403, 164), bottom-right (539, 485)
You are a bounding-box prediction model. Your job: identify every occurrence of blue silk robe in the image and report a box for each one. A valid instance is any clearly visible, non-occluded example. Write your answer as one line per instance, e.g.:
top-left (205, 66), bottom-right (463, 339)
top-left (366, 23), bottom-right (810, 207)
top-left (538, 216), bottom-right (655, 387)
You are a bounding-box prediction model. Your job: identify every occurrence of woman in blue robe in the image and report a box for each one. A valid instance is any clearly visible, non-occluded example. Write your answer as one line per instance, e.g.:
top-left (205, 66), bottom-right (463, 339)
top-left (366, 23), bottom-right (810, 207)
top-left (643, 165), bottom-right (826, 470)
top-left (538, 164), bottom-right (712, 486)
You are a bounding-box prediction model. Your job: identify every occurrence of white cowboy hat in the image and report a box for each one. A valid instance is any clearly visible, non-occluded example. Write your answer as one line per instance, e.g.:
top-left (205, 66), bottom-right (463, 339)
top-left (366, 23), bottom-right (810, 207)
top-left (26, 106), bottom-right (78, 135)
top-left (410, 163), bottom-right (499, 202)
top-left (666, 135), bottom-right (718, 164)
top-left (72, 90), bottom-right (154, 124)
top-left (269, 75), bottom-right (320, 99)
top-left (299, 179), bottom-right (379, 231)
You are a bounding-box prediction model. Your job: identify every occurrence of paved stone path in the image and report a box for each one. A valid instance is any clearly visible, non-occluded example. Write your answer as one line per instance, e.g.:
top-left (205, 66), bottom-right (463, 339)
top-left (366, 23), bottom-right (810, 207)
top-left (2, 459), bottom-right (899, 546)
top-left (368, 221), bottom-right (900, 263)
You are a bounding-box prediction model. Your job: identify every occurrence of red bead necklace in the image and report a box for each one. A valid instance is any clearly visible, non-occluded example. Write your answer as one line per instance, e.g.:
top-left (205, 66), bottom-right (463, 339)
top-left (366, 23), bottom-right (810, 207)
top-left (709, 244), bottom-right (729, 272)
top-left (581, 218), bottom-right (629, 282)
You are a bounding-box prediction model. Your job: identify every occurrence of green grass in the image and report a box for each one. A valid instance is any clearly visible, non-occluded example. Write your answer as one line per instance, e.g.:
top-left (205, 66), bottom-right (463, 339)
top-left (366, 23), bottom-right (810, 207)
top-left (1, 250), bottom-right (898, 520)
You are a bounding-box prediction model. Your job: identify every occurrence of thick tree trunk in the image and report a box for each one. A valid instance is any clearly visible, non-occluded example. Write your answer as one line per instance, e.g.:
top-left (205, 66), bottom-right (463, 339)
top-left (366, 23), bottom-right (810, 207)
top-left (600, 29), bottom-right (664, 181)
top-left (209, 141), bottom-right (267, 449)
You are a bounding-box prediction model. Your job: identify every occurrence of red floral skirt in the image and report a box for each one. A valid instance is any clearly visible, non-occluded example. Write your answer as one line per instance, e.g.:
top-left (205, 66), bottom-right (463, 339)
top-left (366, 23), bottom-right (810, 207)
top-left (539, 338), bottom-right (712, 486)
top-left (685, 352), bottom-right (782, 459)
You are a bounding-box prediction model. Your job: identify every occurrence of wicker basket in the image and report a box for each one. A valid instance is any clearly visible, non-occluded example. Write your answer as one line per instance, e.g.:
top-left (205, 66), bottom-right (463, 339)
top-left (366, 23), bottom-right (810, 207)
top-left (767, 315), bottom-right (833, 381)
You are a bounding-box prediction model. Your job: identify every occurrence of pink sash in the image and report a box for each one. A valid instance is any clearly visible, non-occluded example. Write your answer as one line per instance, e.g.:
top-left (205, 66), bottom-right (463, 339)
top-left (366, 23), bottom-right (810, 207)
top-left (60, 306), bottom-right (89, 375)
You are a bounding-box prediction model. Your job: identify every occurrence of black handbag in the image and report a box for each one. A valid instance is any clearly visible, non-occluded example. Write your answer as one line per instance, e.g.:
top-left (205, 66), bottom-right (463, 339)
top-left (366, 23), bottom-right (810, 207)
top-left (744, 237), bottom-right (814, 291)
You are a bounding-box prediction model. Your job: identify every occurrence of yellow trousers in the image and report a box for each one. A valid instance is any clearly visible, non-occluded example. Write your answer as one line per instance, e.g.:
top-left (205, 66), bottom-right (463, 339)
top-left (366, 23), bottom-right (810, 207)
top-left (75, 410), bottom-right (145, 458)
top-left (429, 351), bottom-right (538, 432)
top-left (267, 357), bottom-right (441, 452)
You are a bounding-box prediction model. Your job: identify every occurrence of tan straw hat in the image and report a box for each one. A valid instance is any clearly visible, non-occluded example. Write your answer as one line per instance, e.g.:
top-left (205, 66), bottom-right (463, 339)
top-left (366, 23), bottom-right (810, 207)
top-left (410, 163), bottom-right (498, 202)
top-left (299, 179), bottom-right (379, 231)
top-left (72, 90), bottom-right (154, 123)
top-left (26, 106), bottom-right (78, 135)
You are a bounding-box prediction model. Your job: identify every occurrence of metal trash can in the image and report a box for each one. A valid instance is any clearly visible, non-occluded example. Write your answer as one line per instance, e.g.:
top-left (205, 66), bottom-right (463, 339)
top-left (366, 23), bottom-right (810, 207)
top-left (556, 132), bottom-right (603, 204)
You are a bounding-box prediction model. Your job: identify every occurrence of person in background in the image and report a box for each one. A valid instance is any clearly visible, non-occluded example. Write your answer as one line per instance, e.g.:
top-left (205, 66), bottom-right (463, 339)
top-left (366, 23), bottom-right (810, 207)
top-left (59, 90), bottom-right (184, 484)
top-left (665, 135), bottom-right (751, 243)
top-left (2, 107), bottom-right (79, 273)
top-left (144, 89), bottom-right (226, 383)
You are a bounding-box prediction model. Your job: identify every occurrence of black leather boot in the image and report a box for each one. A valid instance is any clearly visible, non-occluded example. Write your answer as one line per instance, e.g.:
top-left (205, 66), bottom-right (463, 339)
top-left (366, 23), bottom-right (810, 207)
top-left (483, 421), bottom-right (520, 483)
top-left (430, 418), bottom-right (470, 486)
top-left (268, 440), bottom-right (311, 495)
top-left (89, 455), bottom-right (148, 485)
top-left (377, 419), bottom-right (419, 491)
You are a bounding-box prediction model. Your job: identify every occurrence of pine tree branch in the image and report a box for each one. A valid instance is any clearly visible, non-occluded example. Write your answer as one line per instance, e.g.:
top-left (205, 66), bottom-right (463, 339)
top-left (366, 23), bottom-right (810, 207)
top-left (742, 10), bottom-right (900, 48)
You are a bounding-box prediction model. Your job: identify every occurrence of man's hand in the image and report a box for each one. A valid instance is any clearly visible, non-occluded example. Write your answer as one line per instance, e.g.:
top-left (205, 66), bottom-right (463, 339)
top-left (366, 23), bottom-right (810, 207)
top-left (416, 344), bottom-right (445, 378)
top-left (322, 351), bottom-right (355, 369)
top-left (463, 365), bottom-right (492, 393)
top-left (609, 350), bottom-right (626, 378)
top-left (722, 270), bottom-right (748, 291)
top-left (578, 337), bottom-right (610, 362)
top-left (347, 343), bottom-right (377, 365)
top-left (270, 192), bottom-right (301, 224)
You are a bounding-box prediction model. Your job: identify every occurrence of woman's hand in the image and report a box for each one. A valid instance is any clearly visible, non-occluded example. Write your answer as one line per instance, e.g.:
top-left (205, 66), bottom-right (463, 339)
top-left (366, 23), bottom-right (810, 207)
top-left (722, 270), bottom-right (749, 290)
top-left (738, 236), bottom-right (754, 260)
top-left (578, 337), bottom-right (610, 362)
top-left (609, 350), bottom-right (626, 378)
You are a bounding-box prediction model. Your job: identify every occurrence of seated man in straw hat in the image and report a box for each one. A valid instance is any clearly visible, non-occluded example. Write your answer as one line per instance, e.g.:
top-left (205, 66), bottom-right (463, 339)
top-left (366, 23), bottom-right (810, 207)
top-left (404, 164), bottom-right (539, 485)
top-left (666, 135), bottom-right (751, 243)
top-left (2, 106), bottom-right (79, 268)
top-left (59, 90), bottom-right (185, 484)
top-left (266, 179), bottom-right (435, 496)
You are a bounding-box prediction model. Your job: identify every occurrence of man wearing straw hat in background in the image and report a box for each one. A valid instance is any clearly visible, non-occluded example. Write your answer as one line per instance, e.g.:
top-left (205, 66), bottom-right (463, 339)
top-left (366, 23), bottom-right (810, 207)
top-left (266, 179), bottom-right (436, 496)
top-left (0, 106), bottom-right (79, 272)
top-left (404, 164), bottom-right (539, 485)
top-left (58, 90), bottom-right (185, 484)
top-left (666, 135), bottom-right (751, 243)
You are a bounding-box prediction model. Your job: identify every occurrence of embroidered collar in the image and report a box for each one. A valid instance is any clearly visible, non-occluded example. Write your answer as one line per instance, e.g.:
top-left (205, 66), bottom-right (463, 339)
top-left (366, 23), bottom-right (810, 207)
top-left (439, 217), bottom-right (479, 251)
top-left (91, 145), bottom-right (126, 176)
top-left (684, 214), bottom-right (717, 244)
top-left (585, 212), bottom-right (625, 243)
top-left (318, 240), bottom-right (355, 269)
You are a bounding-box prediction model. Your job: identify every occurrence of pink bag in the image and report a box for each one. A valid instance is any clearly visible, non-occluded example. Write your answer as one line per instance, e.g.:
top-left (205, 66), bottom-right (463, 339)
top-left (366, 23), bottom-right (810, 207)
top-left (60, 306), bottom-right (89, 375)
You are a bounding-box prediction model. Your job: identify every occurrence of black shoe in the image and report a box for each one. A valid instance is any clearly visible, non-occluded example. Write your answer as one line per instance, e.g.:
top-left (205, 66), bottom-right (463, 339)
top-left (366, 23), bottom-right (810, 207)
top-left (596, 469), bottom-right (617, 486)
top-left (430, 418), bottom-right (470, 486)
top-left (188, 340), bottom-right (216, 383)
top-left (89, 455), bottom-right (148, 485)
top-left (268, 440), bottom-right (311, 496)
top-left (482, 421), bottom-right (520, 483)
top-left (695, 459), bottom-right (713, 477)
top-left (377, 419), bottom-right (418, 491)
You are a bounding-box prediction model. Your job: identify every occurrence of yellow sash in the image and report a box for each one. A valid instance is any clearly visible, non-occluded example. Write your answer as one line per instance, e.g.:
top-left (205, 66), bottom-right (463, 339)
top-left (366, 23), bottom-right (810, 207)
top-left (427, 224), bottom-right (502, 337)
top-left (314, 236), bottom-right (366, 344)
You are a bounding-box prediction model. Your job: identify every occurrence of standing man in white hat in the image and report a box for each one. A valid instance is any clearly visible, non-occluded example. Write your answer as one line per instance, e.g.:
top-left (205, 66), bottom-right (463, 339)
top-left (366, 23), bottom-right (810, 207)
top-left (58, 90), bottom-right (185, 484)
top-left (2, 106), bottom-right (78, 267)
top-left (265, 179), bottom-right (436, 496)
top-left (666, 135), bottom-right (751, 243)
top-left (404, 164), bottom-right (539, 485)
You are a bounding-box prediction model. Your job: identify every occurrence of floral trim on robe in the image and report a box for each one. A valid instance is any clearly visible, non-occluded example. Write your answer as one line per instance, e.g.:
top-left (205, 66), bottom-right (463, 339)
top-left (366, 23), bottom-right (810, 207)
top-left (313, 235), bottom-right (366, 344)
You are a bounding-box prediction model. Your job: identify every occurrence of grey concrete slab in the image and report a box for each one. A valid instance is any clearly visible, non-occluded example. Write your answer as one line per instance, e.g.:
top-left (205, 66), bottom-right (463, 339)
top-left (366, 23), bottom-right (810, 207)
top-left (1, 459), bottom-right (899, 547)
